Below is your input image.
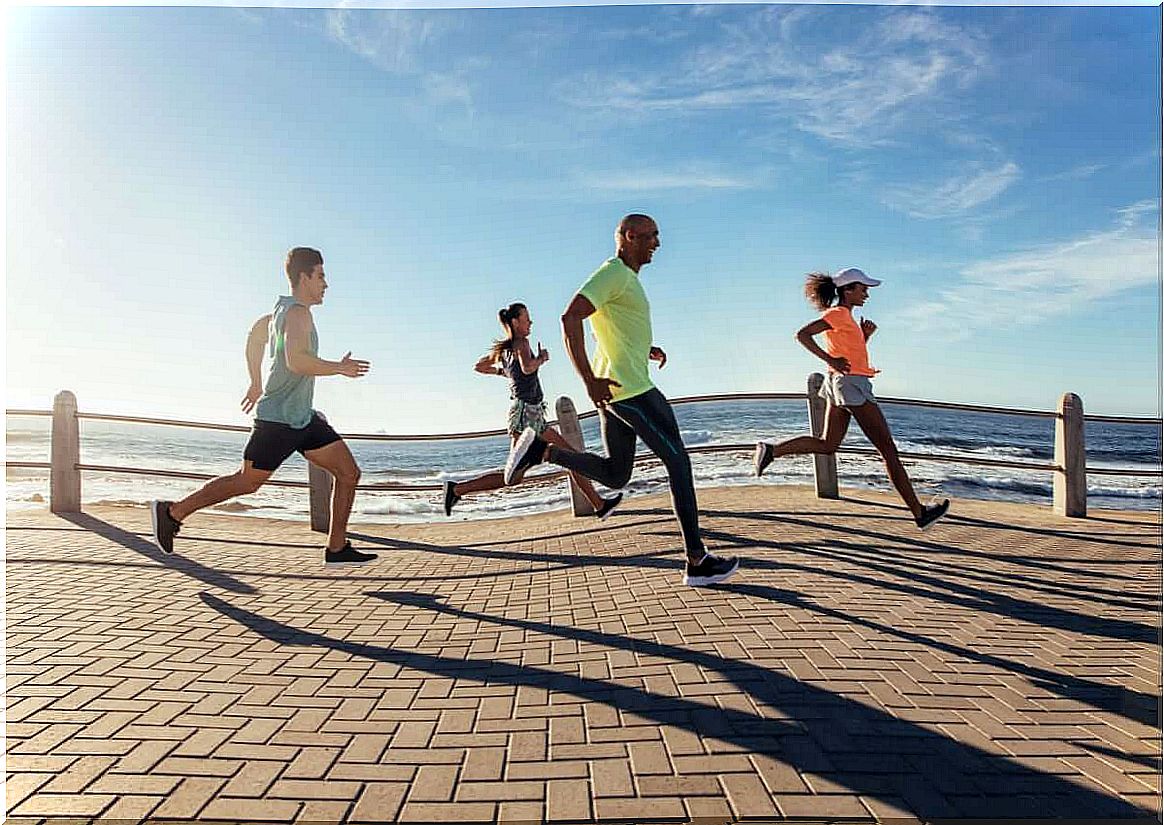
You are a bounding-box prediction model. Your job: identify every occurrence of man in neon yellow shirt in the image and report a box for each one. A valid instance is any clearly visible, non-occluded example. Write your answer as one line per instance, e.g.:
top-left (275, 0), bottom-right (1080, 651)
top-left (504, 214), bottom-right (739, 587)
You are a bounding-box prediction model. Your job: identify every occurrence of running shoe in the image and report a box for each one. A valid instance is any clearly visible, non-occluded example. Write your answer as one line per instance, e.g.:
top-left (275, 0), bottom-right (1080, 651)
top-left (915, 499), bottom-right (950, 531)
top-left (443, 481), bottom-right (461, 517)
top-left (504, 427), bottom-right (546, 486)
top-left (753, 441), bottom-right (775, 477)
top-left (150, 500), bottom-right (181, 554)
top-left (682, 552), bottom-right (740, 586)
top-left (594, 492), bottom-right (623, 521)
top-left (324, 541), bottom-right (378, 567)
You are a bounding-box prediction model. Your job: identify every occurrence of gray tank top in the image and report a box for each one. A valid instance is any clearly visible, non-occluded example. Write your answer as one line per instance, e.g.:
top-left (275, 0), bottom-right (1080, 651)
top-left (255, 296), bottom-right (317, 429)
top-left (502, 346), bottom-right (543, 405)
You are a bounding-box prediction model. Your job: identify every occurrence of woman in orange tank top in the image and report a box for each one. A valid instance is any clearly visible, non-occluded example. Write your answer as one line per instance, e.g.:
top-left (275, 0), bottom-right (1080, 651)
top-left (753, 268), bottom-right (949, 531)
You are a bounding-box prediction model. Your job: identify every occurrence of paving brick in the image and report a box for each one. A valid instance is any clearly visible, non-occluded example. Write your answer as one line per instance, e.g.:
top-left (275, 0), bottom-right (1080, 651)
top-left (720, 772), bottom-right (780, 817)
top-left (221, 760), bottom-right (285, 796)
top-left (408, 765), bottom-right (460, 802)
top-left (8, 792), bottom-right (116, 817)
top-left (201, 797), bottom-right (301, 820)
top-left (5, 495), bottom-right (1160, 824)
top-left (397, 801), bottom-right (497, 821)
top-left (546, 778), bottom-right (591, 821)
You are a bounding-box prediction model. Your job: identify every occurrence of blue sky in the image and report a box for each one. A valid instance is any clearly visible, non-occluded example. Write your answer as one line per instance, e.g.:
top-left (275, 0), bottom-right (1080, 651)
top-left (6, 3), bottom-right (1161, 433)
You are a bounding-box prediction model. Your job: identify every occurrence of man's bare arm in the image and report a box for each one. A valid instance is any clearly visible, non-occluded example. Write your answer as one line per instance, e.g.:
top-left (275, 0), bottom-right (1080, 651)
top-left (284, 305), bottom-right (370, 378)
top-left (561, 294), bottom-right (619, 406)
top-left (241, 314), bottom-right (271, 413)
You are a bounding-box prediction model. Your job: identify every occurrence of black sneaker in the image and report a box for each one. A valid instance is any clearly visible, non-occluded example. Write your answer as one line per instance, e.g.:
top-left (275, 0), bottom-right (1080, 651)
top-left (443, 481), bottom-right (461, 517)
top-left (682, 552), bottom-right (740, 586)
top-left (503, 427), bottom-right (547, 486)
top-left (324, 541), bottom-right (378, 567)
top-left (593, 492), bottom-right (623, 521)
top-left (916, 499), bottom-right (950, 531)
top-left (150, 499), bottom-right (181, 554)
top-left (753, 441), bottom-right (775, 477)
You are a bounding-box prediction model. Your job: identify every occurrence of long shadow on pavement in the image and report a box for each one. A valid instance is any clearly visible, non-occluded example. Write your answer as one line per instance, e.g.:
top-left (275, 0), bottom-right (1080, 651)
top-left (697, 527), bottom-right (1159, 645)
top-left (201, 591), bottom-right (1155, 821)
top-left (352, 528), bottom-right (1157, 726)
top-left (59, 513), bottom-right (256, 594)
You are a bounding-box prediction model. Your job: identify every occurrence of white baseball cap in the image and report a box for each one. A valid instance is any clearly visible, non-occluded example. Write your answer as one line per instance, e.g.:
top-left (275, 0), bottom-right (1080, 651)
top-left (832, 267), bottom-right (881, 288)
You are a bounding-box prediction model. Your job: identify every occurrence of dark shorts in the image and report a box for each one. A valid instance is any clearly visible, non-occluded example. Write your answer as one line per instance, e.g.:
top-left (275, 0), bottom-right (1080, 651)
top-left (244, 413), bottom-right (342, 471)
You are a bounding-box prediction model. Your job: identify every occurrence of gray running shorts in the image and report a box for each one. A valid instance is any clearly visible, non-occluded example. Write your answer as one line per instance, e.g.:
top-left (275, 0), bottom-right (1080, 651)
top-left (820, 373), bottom-right (876, 408)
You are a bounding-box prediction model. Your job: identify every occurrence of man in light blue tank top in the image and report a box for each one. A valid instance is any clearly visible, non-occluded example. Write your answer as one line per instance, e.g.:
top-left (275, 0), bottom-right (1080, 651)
top-left (150, 248), bottom-right (377, 566)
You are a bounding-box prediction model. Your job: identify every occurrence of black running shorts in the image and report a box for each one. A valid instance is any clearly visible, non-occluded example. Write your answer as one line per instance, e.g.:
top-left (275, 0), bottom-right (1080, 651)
top-left (243, 413), bottom-right (342, 471)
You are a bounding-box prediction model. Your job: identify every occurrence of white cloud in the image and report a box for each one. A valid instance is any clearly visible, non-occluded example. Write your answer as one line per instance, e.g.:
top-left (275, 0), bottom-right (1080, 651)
top-left (899, 201), bottom-right (1160, 338)
top-left (558, 8), bottom-right (992, 148)
top-left (881, 161), bottom-right (1020, 219)
top-left (323, 9), bottom-right (476, 109)
top-left (580, 164), bottom-right (770, 193)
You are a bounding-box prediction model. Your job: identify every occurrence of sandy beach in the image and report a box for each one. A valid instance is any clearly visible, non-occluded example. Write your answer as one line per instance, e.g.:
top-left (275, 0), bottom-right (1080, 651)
top-left (5, 485), bottom-right (1161, 822)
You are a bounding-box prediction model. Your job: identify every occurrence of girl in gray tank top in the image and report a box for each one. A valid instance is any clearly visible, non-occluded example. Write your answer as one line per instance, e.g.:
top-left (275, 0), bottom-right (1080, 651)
top-left (439, 302), bottom-right (621, 522)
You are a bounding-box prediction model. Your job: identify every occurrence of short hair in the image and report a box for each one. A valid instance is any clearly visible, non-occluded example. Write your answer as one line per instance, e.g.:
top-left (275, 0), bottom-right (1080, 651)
top-left (285, 247), bottom-right (323, 286)
top-left (617, 214), bottom-right (655, 237)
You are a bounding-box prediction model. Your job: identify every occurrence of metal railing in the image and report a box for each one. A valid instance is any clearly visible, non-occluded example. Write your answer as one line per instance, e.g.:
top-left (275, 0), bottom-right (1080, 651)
top-left (6, 379), bottom-right (1160, 527)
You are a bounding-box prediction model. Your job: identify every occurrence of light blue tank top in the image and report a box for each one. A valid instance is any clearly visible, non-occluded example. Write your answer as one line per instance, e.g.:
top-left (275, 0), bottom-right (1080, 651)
top-left (254, 296), bottom-right (317, 429)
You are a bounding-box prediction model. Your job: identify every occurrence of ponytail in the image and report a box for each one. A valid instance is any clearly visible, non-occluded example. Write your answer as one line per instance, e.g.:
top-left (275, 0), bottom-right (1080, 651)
top-left (488, 302), bottom-right (527, 363)
top-left (804, 272), bottom-right (837, 311)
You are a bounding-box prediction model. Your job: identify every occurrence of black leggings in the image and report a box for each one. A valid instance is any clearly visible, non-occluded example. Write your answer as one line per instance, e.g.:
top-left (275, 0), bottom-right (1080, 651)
top-left (548, 388), bottom-right (703, 556)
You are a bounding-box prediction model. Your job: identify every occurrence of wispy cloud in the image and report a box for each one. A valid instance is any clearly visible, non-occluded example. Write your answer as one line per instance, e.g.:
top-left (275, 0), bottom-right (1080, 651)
top-left (900, 201), bottom-right (1160, 338)
top-left (881, 161), bottom-right (1020, 219)
top-left (323, 9), bottom-right (476, 108)
top-left (579, 163), bottom-right (771, 193)
top-left (557, 8), bottom-right (992, 148)
top-left (1041, 162), bottom-right (1106, 182)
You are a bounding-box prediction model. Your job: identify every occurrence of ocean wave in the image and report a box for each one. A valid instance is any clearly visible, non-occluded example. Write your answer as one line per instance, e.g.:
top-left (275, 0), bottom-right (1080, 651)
top-left (679, 429), bottom-right (714, 446)
top-left (1086, 484), bottom-right (1162, 499)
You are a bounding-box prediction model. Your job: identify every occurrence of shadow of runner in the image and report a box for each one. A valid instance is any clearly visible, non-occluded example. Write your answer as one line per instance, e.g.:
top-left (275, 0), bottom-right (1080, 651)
top-left (700, 528), bottom-right (1159, 644)
top-left (60, 513), bottom-right (257, 594)
top-left (724, 582), bottom-right (1160, 728)
top-left (200, 591), bottom-right (1155, 820)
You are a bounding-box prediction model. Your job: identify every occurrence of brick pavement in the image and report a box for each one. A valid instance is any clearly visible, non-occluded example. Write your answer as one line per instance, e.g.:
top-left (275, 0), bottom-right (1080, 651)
top-left (5, 487), bottom-right (1161, 822)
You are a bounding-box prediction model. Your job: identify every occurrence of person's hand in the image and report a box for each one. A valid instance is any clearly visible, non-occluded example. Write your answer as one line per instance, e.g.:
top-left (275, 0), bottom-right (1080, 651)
top-left (338, 352), bottom-right (371, 378)
top-left (240, 383), bottom-right (262, 414)
top-left (536, 342), bottom-right (549, 364)
top-left (586, 376), bottom-right (621, 407)
top-left (649, 346), bottom-right (667, 369)
top-left (828, 355), bottom-right (851, 374)
top-left (860, 319), bottom-right (877, 339)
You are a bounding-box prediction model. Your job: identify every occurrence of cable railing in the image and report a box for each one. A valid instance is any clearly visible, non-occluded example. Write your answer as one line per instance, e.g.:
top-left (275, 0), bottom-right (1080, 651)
top-left (6, 378), bottom-right (1160, 526)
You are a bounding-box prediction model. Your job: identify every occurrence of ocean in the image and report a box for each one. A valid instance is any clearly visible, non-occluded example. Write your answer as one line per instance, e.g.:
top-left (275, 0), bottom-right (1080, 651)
top-left (5, 399), bottom-right (1160, 523)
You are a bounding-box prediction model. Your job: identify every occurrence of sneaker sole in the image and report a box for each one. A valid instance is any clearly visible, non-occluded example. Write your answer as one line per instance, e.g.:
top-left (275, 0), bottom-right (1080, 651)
top-left (918, 512), bottom-right (948, 532)
top-left (324, 559), bottom-right (376, 567)
top-left (596, 495), bottom-right (623, 522)
top-left (683, 559), bottom-right (740, 587)
top-left (753, 444), bottom-right (771, 478)
top-left (504, 429), bottom-right (537, 486)
top-left (917, 502), bottom-right (950, 532)
top-left (149, 500), bottom-right (173, 554)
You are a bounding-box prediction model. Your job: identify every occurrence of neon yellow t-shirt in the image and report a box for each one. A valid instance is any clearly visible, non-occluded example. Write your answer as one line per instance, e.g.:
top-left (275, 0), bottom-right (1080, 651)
top-left (577, 257), bottom-right (654, 403)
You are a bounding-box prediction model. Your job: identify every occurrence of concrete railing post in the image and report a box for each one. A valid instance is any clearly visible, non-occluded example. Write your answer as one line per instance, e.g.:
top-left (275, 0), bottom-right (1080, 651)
top-left (1054, 392), bottom-right (1086, 518)
top-left (807, 373), bottom-right (838, 499)
top-left (555, 396), bottom-right (596, 517)
top-left (50, 390), bottom-right (82, 514)
top-left (309, 463), bottom-right (333, 533)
